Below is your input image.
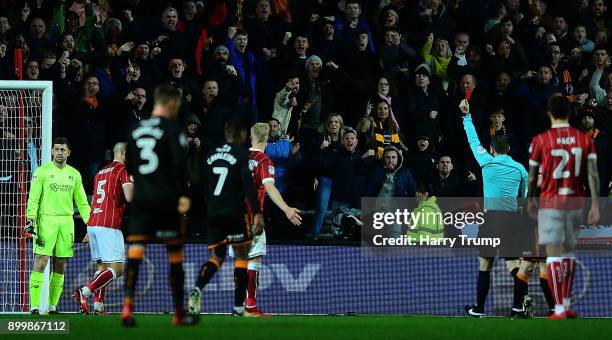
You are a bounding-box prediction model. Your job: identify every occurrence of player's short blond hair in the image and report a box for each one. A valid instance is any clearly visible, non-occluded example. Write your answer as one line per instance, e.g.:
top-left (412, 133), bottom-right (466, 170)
top-left (251, 123), bottom-right (270, 143)
top-left (113, 142), bottom-right (127, 155)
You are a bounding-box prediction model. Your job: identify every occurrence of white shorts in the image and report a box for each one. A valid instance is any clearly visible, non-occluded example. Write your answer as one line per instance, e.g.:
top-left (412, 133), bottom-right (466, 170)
top-left (537, 209), bottom-right (582, 246)
top-left (228, 230), bottom-right (267, 259)
top-left (87, 226), bottom-right (126, 263)
top-left (248, 230), bottom-right (267, 258)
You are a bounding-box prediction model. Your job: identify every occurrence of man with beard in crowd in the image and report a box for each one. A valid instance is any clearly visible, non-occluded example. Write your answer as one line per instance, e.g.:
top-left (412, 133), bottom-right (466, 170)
top-left (205, 45), bottom-right (243, 109)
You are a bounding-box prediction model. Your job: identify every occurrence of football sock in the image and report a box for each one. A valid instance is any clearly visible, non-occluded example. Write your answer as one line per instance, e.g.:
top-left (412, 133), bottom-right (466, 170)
top-left (561, 256), bottom-right (576, 309)
top-left (48, 272), bottom-right (64, 307)
top-left (246, 262), bottom-right (261, 309)
top-left (234, 261), bottom-right (248, 309)
top-left (169, 262), bottom-right (185, 312)
top-left (83, 268), bottom-right (116, 297)
top-left (476, 270), bottom-right (490, 311)
top-left (124, 258), bottom-right (141, 306)
top-left (167, 245), bottom-right (185, 313)
top-left (512, 269), bottom-right (529, 310)
top-left (85, 271), bottom-right (101, 299)
top-left (540, 276), bottom-right (555, 310)
top-left (29, 271), bottom-right (44, 309)
top-left (195, 261), bottom-right (220, 290)
top-left (94, 286), bottom-right (106, 303)
top-left (546, 257), bottom-right (565, 315)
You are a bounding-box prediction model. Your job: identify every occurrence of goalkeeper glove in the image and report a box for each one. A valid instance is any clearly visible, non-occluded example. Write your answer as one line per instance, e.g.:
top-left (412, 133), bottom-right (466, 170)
top-left (23, 219), bottom-right (36, 238)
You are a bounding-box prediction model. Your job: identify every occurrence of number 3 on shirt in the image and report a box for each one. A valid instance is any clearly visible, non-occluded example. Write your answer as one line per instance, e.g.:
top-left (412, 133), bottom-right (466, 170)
top-left (136, 138), bottom-right (159, 175)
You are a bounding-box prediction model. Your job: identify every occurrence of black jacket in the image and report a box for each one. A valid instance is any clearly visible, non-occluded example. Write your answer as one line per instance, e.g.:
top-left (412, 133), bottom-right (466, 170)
top-left (319, 147), bottom-right (369, 207)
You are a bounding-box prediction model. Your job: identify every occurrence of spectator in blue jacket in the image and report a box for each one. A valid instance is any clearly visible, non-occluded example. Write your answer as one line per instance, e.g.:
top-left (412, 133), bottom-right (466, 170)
top-left (226, 27), bottom-right (259, 124)
top-left (366, 145), bottom-right (416, 237)
top-left (265, 117), bottom-right (300, 194)
top-left (335, 0), bottom-right (375, 54)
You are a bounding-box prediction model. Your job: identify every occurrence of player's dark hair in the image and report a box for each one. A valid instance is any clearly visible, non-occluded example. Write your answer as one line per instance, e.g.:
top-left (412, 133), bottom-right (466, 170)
top-left (52, 137), bottom-right (71, 149)
top-left (490, 134), bottom-right (510, 154)
top-left (547, 93), bottom-right (570, 119)
top-left (224, 118), bottom-right (247, 141)
top-left (154, 84), bottom-right (181, 106)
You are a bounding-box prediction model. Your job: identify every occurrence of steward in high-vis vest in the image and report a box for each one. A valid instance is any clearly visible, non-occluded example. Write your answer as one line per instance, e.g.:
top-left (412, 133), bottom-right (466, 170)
top-left (406, 184), bottom-right (444, 241)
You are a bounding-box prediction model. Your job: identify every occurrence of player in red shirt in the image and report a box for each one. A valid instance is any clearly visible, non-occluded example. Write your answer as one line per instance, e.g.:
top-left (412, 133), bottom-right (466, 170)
top-left (244, 123), bottom-right (301, 317)
top-left (527, 94), bottom-right (600, 319)
top-left (72, 143), bottom-right (133, 315)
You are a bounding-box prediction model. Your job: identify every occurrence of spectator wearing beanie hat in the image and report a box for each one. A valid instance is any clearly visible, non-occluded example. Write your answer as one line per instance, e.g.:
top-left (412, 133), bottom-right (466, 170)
top-left (404, 63), bottom-right (442, 146)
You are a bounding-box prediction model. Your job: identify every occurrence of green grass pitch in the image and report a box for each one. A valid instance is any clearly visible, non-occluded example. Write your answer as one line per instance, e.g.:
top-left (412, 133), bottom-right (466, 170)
top-left (2, 314), bottom-right (612, 340)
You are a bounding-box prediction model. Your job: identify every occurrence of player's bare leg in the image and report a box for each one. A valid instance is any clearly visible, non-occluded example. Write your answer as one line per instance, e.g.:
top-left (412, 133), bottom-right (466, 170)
top-left (48, 257), bottom-right (68, 314)
top-left (244, 256), bottom-right (270, 317)
top-left (29, 254), bottom-right (50, 314)
top-left (121, 243), bottom-right (145, 327)
top-left (189, 244), bottom-right (226, 314)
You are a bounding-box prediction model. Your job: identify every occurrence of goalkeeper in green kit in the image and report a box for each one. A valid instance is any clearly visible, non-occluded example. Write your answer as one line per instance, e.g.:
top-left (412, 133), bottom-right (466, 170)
top-left (24, 137), bottom-right (90, 314)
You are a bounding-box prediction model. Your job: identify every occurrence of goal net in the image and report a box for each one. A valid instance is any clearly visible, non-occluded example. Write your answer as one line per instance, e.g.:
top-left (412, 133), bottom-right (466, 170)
top-left (0, 81), bottom-right (52, 312)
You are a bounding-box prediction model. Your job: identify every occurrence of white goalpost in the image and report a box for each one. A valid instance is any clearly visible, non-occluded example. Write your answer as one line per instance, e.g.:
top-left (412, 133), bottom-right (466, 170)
top-left (0, 80), bottom-right (52, 313)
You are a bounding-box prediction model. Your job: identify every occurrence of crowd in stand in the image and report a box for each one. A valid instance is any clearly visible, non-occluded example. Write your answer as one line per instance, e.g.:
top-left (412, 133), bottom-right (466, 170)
top-left (1, 0), bottom-right (611, 240)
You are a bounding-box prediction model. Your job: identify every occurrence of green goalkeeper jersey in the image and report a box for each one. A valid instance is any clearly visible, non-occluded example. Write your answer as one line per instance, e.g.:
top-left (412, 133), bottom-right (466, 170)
top-left (26, 162), bottom-right (91, 224)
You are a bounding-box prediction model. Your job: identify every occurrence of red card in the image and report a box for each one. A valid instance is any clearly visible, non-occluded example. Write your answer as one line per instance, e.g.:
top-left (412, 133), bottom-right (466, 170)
top-left (465, 89), bottom-right (472, 101)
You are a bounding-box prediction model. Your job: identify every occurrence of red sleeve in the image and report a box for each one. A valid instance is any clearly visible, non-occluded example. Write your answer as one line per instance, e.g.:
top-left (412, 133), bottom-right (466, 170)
top-left (529, 135), bottom-right (542, 166)
top-left (118, 166), bottom-right (132, 186)
top-left (260, 157), bottom-right (275, 184)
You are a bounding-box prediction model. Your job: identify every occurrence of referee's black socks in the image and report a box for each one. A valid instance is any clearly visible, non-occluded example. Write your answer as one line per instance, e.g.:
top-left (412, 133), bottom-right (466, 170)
top-left (476, 270), bottom-right (491, 311)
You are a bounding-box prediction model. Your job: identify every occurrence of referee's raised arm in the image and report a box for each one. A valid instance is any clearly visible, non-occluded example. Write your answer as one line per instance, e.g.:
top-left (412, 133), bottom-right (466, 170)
top-left (459, 98), bottom-right (527, 211)
top-left (460, 99), bottom-right (493, 167)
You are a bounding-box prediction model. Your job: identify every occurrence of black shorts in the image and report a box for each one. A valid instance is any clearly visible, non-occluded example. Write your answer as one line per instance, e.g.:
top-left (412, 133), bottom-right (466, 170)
top-left (206, 213), bottom-right (252, 249)
top-left (127, 207), bottom-right (184, 243)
